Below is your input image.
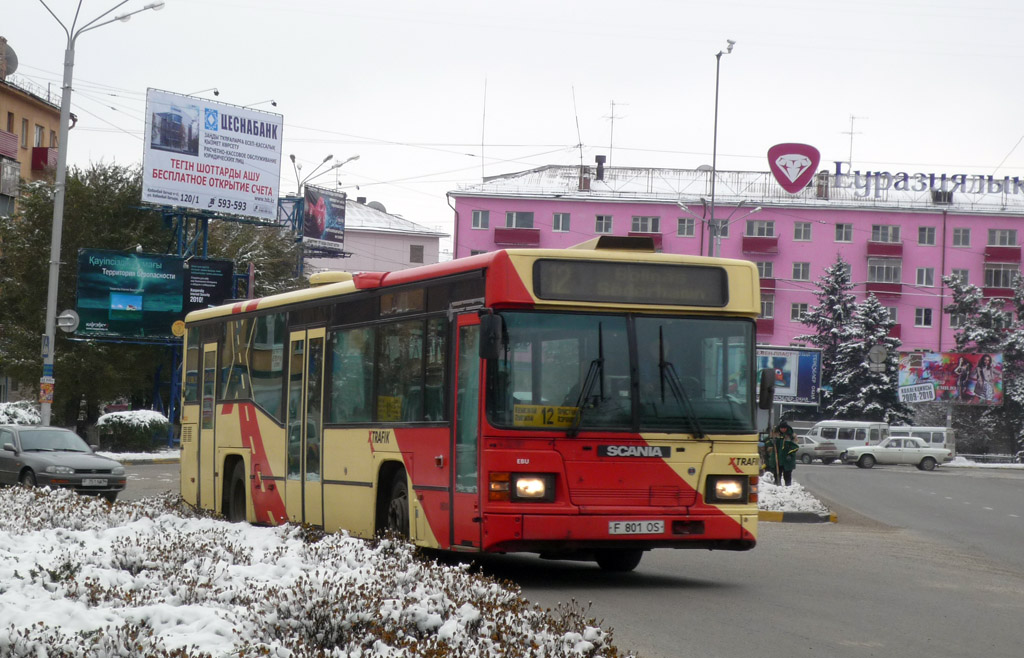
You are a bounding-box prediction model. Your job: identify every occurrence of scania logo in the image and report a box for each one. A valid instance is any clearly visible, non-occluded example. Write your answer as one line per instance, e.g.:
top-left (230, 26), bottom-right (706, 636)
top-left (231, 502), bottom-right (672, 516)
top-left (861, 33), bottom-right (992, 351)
top-left (598, 445), bottom-right (670, 458)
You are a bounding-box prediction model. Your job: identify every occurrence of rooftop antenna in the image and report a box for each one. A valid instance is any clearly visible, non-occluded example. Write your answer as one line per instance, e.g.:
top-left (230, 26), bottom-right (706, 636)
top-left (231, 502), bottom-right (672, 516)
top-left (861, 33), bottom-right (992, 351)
top-left (572, 86), bottom-right (584, 172)
top-left (481, 77), bottom-right (487, 181)
top-left (604, 100), bottom-right (627, 167)
top-left (843, 115), bottom-right (867, 169)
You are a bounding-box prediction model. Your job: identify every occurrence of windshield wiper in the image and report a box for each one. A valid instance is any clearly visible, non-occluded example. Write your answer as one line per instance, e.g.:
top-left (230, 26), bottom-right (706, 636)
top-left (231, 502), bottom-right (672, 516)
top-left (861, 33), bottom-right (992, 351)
top-left (657, 327), bottom-right (706, 439)
top-left (568, 322), bottom-right (605, 437)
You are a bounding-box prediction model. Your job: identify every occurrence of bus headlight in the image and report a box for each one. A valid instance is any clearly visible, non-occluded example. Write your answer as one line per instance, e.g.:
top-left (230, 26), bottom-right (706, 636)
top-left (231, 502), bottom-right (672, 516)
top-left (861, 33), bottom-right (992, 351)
top-left (705, 475), bottom-right (747, 503)
top-left (489, 472), bottom-right (556, 502)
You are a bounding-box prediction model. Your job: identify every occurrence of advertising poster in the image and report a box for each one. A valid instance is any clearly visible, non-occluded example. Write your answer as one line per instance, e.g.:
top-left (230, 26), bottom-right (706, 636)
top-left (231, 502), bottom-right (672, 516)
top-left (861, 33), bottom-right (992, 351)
top-left (756, 346), bottom-right (821, 406)
top-left (898, 352), bottom-right (1003, 405)
top-left (141, 89), bottom-right (283, 221)
top-left (75, 250), bottom-right (234, 341)
top-left (302, 185), bottom-right (347, 252)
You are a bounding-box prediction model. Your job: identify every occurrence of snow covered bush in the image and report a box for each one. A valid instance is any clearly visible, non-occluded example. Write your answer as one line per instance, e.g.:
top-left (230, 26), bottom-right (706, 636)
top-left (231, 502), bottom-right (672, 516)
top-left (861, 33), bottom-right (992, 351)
top-left (95, 409), bottom-right (169, 452)
top-left (0, 487), bottom-right (630, 657)
top-left (0, 401), bottom-right (40, 425)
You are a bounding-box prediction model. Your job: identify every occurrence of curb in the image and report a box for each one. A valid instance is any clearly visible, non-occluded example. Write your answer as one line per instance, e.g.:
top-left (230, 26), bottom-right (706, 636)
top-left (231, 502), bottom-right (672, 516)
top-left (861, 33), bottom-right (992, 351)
top-left (119, 458), bottom-right (181, 465)
top-left (759, 510), bottom-right (837, 523)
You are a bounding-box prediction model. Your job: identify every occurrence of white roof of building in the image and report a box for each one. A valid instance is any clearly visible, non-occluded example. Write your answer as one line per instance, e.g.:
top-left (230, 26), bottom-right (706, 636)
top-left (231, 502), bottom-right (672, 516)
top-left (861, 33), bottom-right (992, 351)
top-left (345, 199), bottom-right (447, 237)
top-left (452, 164), bottom-right (1024, 216)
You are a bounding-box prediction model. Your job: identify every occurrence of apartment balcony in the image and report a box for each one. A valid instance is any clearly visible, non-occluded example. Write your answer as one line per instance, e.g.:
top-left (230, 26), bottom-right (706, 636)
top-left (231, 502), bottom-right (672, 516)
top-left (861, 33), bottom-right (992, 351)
top-left (32, 147), bottom-right (57, 171)
top-left (627, 232), bottom-right (662, 251)
top-left (983, 287), bottom-right (1013, 300)
top-left (741, 235), bottom-right (779, 254)
top-left (493, 227), bottom-right (540, 247)
top-left (888, 325), bottom-right (902, 339)
top-left (759, 278), bottom-right (776, 292)
top-left (0, 131), bottom-right (17, 159)
top-left (756, 318), bottom-right (774, 335)
top-left (866, 241), bottom-right (903, 257)
top-left (983, 245), bottom-right (1021, 262)
top-left (865, 282), bottom-right (902, 297)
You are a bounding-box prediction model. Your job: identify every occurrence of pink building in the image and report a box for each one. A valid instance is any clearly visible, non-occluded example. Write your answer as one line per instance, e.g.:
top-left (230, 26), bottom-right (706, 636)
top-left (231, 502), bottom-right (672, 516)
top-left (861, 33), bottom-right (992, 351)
top-left (450, 161), bottom-right (1024, 352)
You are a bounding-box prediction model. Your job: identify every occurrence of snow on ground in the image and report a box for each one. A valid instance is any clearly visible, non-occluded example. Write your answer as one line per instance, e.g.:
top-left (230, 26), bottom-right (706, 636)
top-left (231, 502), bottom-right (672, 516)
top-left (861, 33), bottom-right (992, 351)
top-left (0, 487), bottom-right (624, 657)
top-left (945, 455), bottom-right (1024, 469)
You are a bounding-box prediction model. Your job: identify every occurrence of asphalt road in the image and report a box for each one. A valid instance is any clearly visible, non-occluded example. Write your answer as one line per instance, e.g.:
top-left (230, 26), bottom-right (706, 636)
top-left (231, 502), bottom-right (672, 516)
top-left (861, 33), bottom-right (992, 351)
top-left (122, 461), bottom-right (1024, 658)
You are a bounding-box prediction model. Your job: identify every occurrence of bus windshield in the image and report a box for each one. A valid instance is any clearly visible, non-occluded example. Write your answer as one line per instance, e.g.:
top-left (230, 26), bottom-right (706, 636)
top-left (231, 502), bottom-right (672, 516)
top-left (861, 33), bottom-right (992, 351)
top-left (486, 311), bottom-right (756, 434)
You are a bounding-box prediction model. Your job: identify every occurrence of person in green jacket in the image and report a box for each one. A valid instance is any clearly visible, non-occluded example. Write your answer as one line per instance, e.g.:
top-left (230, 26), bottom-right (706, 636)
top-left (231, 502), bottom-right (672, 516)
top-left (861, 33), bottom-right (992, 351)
top-left (765, 420), bottom-right (799, 486)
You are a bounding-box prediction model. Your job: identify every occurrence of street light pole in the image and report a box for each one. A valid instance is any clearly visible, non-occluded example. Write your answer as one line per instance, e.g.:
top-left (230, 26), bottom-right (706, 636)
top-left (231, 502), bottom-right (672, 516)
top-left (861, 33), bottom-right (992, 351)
top-left (37, 0), bottom-right (164, 426)
top-left (708, 39), bottom-right (735, 258)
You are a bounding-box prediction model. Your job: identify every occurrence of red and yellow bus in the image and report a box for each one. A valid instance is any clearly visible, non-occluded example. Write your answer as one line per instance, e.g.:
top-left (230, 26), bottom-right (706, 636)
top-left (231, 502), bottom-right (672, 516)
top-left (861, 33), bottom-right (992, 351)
top-left (180, 237), bottom-right (772, 571)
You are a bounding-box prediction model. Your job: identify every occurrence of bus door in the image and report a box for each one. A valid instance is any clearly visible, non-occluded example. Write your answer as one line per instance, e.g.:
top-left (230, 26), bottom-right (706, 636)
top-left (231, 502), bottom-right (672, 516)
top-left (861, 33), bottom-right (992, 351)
top-left (284, 328), bottom-right (326, 527)
top-left (198, 343), bottom-right (218, 510)
top-left (451, 314), bottom-right (482, 549)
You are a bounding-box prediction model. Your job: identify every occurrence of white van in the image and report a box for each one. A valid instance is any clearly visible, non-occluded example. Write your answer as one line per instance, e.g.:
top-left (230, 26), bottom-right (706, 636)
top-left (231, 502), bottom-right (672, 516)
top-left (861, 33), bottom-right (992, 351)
top-left (889, 426), bottom-right (956, 460)
top-left (805, 420), bottom-right (888, 457)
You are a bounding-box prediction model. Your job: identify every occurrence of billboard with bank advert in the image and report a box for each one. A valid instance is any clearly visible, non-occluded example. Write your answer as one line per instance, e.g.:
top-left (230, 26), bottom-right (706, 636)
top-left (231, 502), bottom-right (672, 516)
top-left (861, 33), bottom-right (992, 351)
top-left (75, 249), bottom-right (233, 341)
top-left (898, 351), bottom-right (1003, 405)
top-left (302, 185), bottom-right (346, 252)
top-left (756, 346), bottom-right (822, 406)
top-left (141, 89), bottom-right (283, 221)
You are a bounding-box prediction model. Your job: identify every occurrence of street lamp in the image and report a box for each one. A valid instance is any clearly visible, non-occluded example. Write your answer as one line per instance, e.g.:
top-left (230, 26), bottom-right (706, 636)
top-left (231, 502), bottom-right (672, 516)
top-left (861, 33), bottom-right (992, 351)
top-left (708, 39), bottom-right (735, 257)
top-left (291, 154), bottom-right (359, 194)
top-left (243, 99), bottom-right (277, 108)
top-left (36, 0), bottom-right (165, 426)
top-left (715, 204), bottom-right (762, 258)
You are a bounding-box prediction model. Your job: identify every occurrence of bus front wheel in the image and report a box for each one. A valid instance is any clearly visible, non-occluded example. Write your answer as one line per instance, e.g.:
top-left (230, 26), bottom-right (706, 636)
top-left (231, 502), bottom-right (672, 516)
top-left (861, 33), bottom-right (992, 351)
top-left (386, 474), bottom-right (410, 539)
top-left (595, 549), bottom-right (643, 572)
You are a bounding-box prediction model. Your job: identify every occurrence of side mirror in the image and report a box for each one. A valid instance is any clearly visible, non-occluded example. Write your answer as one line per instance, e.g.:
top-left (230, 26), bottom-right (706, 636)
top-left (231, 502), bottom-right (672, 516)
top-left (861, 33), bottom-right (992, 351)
top-left (478, 312), bottom-right (503, 360)
top-left (3, 443), bottom-right (16, 453)
top-left (757, 368), bottom-right (776, 410)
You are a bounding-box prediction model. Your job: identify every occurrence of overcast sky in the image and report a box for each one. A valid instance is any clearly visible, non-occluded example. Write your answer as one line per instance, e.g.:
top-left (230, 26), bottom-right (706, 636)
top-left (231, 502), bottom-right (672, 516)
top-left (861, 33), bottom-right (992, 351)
top-left (7, 0), bottom-right (1024, 256)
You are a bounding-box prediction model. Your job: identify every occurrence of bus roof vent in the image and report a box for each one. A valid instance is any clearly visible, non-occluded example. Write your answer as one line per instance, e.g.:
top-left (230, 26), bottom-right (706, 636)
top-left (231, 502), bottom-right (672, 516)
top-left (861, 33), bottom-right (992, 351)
top-left (569, 236), bottom-right (656, 252)
top-left (309, 271), bottom-right (354, 286)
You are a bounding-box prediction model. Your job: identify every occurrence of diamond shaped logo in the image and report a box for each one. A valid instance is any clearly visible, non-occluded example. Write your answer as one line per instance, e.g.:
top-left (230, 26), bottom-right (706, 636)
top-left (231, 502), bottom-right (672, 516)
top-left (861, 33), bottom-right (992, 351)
top-left (767, 143), bottom-right (820, 194)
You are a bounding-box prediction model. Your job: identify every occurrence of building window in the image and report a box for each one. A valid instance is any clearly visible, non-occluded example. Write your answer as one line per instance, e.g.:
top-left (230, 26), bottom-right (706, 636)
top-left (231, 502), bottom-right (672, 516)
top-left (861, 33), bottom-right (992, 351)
top-left (951, 268), bottom-right (969, 284)
top-left (746, 220), bottom-right (775, 237)
top-left (885, 306), bottom-right (898, 323)
top-left (868, 258), bottom-right (901, 284)
top-left (33, 125), bottom-right (44, 148)
top-left (760, 295), bottom-right (774, 319)
top-left (918, 226), bottom-right (936, 246)
top-left (835, 223), bottom-right (853, 242)
top-left (553, 212), bottom-right (570, 232)
top-left (632, 216), bottom-right (660, 233)
top-left (985, 263), bottom-right (1017, 288)
top-left (595, 215), bottom-right (612, 234)
top-left (791, 303), bottom-right (808, 321)
top-left (409, 245), bottom-right (424, 263)
top-left (949, 312), bottom-right (964, 328)
top-left (5, 112), bottom-right (13, 132)
top-left (792, 262), bottom-right (810, 281)
top-left (838, 262), bottom-right (852, 280)
top-left (794, 222), bottom-right (811, 241)
top-left (988, 229), bottom-right (1017, 246)
top-left (470, 249), bottom-right (487, 256)
top-left (505, 211), bottom-right (534, 229)
top-left (916, 268), bottom-right (935, 287)
top-left (756, 262), bottom-right (774, 279)
top-left (713, 219), bottom-right (730, 239)
top-left (50, 130), bottom-right (57, 147)
top-left (915, 308), bottom-right (933, 327)
top-left (677, 217), bottom-right (695, 237)
top-left (21, 118), bottom-right (28, 148)
top-left (994, 311), bottom-right (1013, 330)
top-left (871, 225), bottom-right (901, 243)
top-left (952, 228), bottom-right (970, 247)
top-left (471, 210), bottom-right (489, 229)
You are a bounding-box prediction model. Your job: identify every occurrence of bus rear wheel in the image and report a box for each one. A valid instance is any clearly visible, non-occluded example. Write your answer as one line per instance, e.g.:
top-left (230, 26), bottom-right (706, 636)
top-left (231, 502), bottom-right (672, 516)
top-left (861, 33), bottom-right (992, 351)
top-left (595, 549), bottom-right (643, 572)
top-left (386, 474), bottom-right (410, 539)
top-left (226, 461), bottom-right (247, 523)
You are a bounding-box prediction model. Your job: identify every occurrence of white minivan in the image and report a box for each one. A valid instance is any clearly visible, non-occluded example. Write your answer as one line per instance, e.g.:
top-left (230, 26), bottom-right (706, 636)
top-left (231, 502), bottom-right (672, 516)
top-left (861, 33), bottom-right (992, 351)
top-left (889, 426), bottom-right (956, 460)
top-left (805, 420), bottom-right (888, 457)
